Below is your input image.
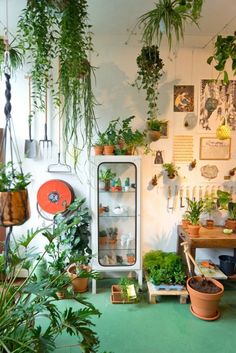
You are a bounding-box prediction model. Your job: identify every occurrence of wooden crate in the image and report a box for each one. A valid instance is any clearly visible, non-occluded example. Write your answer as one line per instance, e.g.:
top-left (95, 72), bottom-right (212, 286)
top-left (147, 282), bottom-right (188, 304)
top-left (111, 285), bottom-right (136, 304)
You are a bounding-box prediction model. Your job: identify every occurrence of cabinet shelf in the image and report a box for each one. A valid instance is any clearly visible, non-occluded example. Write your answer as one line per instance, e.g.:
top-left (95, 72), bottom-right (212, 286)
top-left (99, 214), bottom-right (135, 218)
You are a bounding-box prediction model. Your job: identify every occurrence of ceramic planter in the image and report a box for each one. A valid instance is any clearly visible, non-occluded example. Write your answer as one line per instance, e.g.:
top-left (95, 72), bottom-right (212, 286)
top-left (103, 145), bottom-right (114, 155)
top-left (93, 145), bottom-right (104, 155)
top-left (187, 276), bottom-right (224, 320)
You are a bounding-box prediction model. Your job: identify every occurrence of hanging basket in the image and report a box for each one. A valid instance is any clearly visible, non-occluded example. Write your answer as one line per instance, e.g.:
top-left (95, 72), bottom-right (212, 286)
top-left (0, 189), bottom-right (30, 227)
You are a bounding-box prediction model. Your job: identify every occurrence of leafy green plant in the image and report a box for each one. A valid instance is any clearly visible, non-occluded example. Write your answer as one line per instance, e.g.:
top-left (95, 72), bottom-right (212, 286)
top-left (133, 45), bottom-right (164, 119)
top-left (17, 0), bottom-right (97, 166)
top-left (161, 163), bottom-right (179, 179)
top-left (102, 119), bottom-right (119, 146)
top-left (228, 202), bottom-right (236, 220)
top-left (98, 229), bottom-right (107, 237)
top-left (99, 168), bottom-right (116, 182)
top-left (143, 250), bottom-right (186, 285)
top-left (147, 117), bottom-right (165, 131)
top-left (202, 196), bottom-right (217, 219)
top-left (0, 162), bottom-right (31, 191)
top-left (186, 198), bottom-right (204, 225)
top-left (0, 36), bottom-right (23, 75)
top-left (0, 227), bottom-right (101, 352)
top-left (118, 277), bottom-right (139, 301)
top-left (216, 190), bottom-right (232, 210)
top-left (207, 32), bottom-right (236, 84)
top-left (137, 0), bottom-right (203, 50)
top-left (116, 116), bottom-right (146, 154)
top-left (106, 227), bottom-right (118, 241)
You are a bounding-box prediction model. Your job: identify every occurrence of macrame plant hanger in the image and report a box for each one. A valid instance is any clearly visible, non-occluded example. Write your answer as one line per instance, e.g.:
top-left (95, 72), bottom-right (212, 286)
top-left (0, 0), bottom-right (30, 262)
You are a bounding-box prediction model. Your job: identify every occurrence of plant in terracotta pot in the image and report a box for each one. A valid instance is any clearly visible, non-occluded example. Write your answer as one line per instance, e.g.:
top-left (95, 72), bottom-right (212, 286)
top-left (162, 163), bottom-right (179, 179)
top-left (106, 227), bottom-right (118, 244)
top-left (102, 119), bottom-right (119, 155)
top-left (185, 198), bottom-right (204, 236)
top-left (111, 276), bottom-right (138, 303)
top-left (225, 202), bottom-right (236, 231)
top-left (0, 162), bottom-right (31, 227)
top-left (98, 229), bottom-right (108, 245)
top-left (146, 117), bottom-right (166, 142)
top-left (202, 196), bottom-right (217, 229)
top-left (93, 131), bottom-right (106, 155)
top-left (99, 168), bottom-right (116, 191)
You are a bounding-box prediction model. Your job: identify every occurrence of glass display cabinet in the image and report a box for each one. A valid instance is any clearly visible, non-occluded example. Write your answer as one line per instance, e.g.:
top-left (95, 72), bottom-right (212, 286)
top-left (90, 155), bottom-right (142, 293)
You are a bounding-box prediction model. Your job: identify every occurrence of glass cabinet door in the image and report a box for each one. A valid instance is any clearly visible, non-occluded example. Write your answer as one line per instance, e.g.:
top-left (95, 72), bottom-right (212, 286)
top-left (97, 161), bottom-right (137, 267)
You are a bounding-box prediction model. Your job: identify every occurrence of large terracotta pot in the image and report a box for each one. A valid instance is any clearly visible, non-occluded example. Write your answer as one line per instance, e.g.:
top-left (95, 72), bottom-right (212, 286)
top-left (67, 264), bottom-right (90, 293)
top-left (187, 224), bottom-right (201, 237)
top-left (0, 190), bottom-right (30, 227)
top-left (187, 276), bottom-right (224, 320)
top-left (225, 219), bottom-right (236, 232)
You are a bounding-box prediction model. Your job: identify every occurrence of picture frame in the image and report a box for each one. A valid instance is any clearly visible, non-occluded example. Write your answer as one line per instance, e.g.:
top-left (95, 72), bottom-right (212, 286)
top-left (200, 137), bottom-right (231, 160)
top-left (173, 85), bottom-right (194, 112)
top-left (160, 121), bottom-right (168, 138)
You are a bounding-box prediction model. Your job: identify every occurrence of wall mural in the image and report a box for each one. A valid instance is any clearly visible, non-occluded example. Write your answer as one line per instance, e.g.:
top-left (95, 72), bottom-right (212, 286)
top-left (199, 79), bottom-right (236, 132)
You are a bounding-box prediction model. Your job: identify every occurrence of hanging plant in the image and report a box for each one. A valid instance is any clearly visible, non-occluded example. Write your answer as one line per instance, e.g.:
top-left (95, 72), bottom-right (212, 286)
top-left (0, 36), bottom-right (23, 75)
top-left (16, 0), bottom-right (97, 166)
top-left (137, 0), bottom-right (203, 49)
top-left (133, 45), bottom-right (164, 119)
top-left (207, 32), bottom-right (236, 84)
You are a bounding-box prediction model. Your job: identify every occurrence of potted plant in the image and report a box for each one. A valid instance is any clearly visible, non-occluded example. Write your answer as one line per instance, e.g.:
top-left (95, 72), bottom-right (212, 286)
top-left (225, 202), bottom-right (236, 231)
top-left (98, 229), bottom-right (108, 245)
top-left (107, 227), bottom-right (118, 244)
top-left (147, 117), bottom-right (166, 142)
top-left (202, 196), bottom-right (217, 228)
top-left (102, 119), bottom-right (119, 155)
top-left (127, 252), bottom-right (135, 264)
top-left (111, 276), bottom-right (138, 304)
top-left (133, 45), bottom-right (164, 126)
top-left (143, 250), bottom-right (186, 288)
top-left (116, 116), bottom-right (146, 155)
top-left (53, 197), bottom-right (97, 294)
top-left (99, 167), bottom-right (116, 191)
top-left (0, 227), bottom-right (101, 352)
top-left (162, 162), bottom-right (179, 179)
top-left (93, 131), bottom-right (106, 155)
top-left (207, 32), bottom-right (236, 84)
top-left (137, 0), bottom-right (203, 50)
top-left (0, 36), bottom-right (23, 75)
top-left (185, 198), bottom-right (204, 236)
top-left (0, 162), bottom-right (31, 226)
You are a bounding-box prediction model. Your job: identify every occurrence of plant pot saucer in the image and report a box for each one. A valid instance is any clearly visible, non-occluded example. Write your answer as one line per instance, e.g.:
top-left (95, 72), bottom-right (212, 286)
top-left (190, 305), bottom-right (220, 321)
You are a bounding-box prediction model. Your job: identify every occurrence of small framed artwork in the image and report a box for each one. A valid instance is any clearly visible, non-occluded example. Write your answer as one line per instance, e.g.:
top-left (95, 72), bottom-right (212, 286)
top-left (160, 121), bottom-right (168, 138)
top-left (173, 85), bottom-right (194, 112)
top-left (200, 137), bottom-right (231, 160)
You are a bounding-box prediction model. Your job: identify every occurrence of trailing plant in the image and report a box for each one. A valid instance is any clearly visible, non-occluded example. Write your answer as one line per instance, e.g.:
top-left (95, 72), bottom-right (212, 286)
top-left (0, 227), bottom-right (101, 352)
top-left (0, 36), bottom-right (23, 75)
top-left (143, 250), bottom-right (186, 285)
top-left (185, 198), bottom-right (204, 225)
top-left (16, 0), bottom-right (97, 166)
top-left (207, 32), bottom-right (236, 84)
top-left (133, 45), bottom-right (164, 119)
top-left (137, 0), bottom-right (203, 50)
top-left (0, 161), bottom-right (31, 191)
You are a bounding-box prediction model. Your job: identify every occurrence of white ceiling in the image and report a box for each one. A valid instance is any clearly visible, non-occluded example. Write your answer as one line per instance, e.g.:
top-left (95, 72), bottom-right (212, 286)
top-left (89, 0), bottom-right (236, 48)
top-left (0, 0), bottom-right (236, 49)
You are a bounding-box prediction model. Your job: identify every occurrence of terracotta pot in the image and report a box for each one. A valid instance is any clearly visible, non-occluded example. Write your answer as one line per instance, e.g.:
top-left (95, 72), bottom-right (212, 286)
top-left (93, 145), bottom-right (104, 155)
top-left (103, 145), bottom-right (114, 155)
top-left (187, 276), bottom-right (224, 320)
top-left (187, 224), bottom-right (201, 237)
top-left (0, 190), bottom-right (30, 227)
top-left (182, 219), bottom-right (190, 229)
top-left (99, 236), bottom-right (107, 245)
top-left (67, 264), bottom-right (90, 293)
top-left (147, 130), bottom-right (161, 142)
top-left (127, 254), bottom-right (135, 264)
top-left (206, 219), bottom-right (214, 229)
top-left (225, 219), bottom-right (236, 231)
top-left (111, 285), bottom-right (136, 304)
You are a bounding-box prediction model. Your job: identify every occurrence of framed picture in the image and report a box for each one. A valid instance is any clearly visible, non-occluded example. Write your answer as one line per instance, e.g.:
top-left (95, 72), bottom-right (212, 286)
top-left (160, 121), bottom-right (168, 138)
top-left (173, 85), bottom-right (194, 112)
top-left (200, 137), bottom-right (231, 160)
top-left (199, 79), bottom-right (236, 133)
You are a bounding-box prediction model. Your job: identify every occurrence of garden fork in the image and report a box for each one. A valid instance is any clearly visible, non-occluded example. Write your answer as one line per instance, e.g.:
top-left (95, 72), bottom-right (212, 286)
top-left (39, 91), bottom-right (52, 157)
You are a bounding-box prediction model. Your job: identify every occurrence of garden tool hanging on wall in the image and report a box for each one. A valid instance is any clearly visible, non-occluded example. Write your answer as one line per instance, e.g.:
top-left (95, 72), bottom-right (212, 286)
top-left (24, 76), bottom-right (38, 159)
top-left (39, 90), bottom-right (52, 157)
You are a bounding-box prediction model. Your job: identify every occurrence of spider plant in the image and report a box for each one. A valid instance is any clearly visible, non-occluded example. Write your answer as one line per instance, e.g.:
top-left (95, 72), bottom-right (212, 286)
top-left (0, 36), bottom-right (23, 75)
top-left (137, 0), bottom-right (203, 50)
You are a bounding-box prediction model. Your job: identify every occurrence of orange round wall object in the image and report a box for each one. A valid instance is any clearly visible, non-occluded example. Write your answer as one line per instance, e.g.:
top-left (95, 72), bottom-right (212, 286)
top-left (37, 179), bottom-right (74, 214)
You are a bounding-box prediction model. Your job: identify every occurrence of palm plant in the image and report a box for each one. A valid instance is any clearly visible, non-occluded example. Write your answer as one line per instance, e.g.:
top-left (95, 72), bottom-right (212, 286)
top-left (137, 0), bottom-right (203, 50)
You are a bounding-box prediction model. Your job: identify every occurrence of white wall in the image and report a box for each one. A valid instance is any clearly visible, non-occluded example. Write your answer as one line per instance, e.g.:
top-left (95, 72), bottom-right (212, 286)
top-left (0, 2), bottom-right (235, 263)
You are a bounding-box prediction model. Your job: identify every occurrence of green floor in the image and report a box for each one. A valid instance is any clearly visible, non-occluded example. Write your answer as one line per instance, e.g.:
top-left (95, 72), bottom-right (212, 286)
top-left (53, 279), bottom-right (236, 353)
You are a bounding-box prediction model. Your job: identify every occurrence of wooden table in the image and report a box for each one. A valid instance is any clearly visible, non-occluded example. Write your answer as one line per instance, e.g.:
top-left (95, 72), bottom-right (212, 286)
top-left (177, 225), bottom-right (236, 277)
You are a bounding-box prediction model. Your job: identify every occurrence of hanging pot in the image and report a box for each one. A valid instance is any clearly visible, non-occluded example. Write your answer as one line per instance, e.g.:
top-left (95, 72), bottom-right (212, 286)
top-left (0, 189), bottom-right (30, 226)
top-left (147, 130), bottom-right (161, 142)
